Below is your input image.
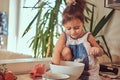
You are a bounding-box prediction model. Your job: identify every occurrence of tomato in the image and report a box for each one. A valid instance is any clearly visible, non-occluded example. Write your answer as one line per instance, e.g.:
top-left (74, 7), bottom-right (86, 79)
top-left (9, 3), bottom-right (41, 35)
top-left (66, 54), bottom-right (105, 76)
top-left (4, 71), bottom-right (17, 80)
top-left (30, 64), bottom-right (46, 78)
top-left (0, 72), bottom-right (4, 80)
top-left (36, 64), bottom-right (46, 74)
top-left (0, 64), bottom-right (17, 80)
top-left (0, 76), bottom-right (3, 80)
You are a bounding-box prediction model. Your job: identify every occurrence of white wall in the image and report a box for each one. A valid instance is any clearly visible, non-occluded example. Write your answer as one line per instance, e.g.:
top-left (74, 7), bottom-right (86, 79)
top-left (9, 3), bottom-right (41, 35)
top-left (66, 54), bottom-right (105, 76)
top-left (104, 10), bottom-right (120, 56)
top-left (88, 0), bottom-right (120, 56)
top-left (0, 0), bottom-right (9, 13)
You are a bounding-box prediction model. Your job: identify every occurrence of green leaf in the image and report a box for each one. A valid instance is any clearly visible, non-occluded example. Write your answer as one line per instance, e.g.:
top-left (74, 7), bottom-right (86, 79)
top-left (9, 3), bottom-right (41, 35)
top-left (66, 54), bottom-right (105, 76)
top-left (85, 6), bottom-right (92, 15)
top-left (33, 0), bottom-right (42, 8)
top-left (90, 5), bottom-right (94, 32)
top-left (92, 9), bottom-right (115, 36)
top-left (22, 1), bottom-right (46, 37)
top-left (85, 16), bottom-right (91, 23)
top-left (101, 35), bottom-right (112, 62)
top-left (92, 16), bottom-right (105, 35)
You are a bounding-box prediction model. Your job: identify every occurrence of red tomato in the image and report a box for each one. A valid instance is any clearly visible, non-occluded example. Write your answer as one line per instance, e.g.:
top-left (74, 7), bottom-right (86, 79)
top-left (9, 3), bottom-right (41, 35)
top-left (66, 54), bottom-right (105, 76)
top-left (30, 64), bottom-right (46, 78)
top-left (0, 72), bottom-right (4, 80)
top-left (36, 64), bottom-right (46, 74)
top-left (0, 76), bottom-right (3, 80)
top-left (4, 71), bottom-right (17, 80)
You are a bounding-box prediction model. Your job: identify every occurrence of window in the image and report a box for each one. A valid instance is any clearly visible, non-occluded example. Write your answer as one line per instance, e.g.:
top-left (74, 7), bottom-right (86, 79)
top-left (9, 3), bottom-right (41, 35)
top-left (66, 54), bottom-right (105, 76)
top-left (8, 0), bottom-right (64, 57)
top-left (8, 0), bottom-right (38, 56)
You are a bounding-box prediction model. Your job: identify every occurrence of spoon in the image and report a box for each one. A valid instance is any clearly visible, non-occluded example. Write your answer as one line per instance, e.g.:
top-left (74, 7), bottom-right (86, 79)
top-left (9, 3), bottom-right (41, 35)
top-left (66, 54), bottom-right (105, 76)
top-left (74, 55), bottom-right (89, 63)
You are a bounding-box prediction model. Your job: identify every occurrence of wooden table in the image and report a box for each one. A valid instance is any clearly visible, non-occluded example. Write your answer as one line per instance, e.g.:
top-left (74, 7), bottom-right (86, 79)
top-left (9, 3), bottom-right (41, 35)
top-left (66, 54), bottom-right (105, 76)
top-left (17, 73), bottom-right (120, 80)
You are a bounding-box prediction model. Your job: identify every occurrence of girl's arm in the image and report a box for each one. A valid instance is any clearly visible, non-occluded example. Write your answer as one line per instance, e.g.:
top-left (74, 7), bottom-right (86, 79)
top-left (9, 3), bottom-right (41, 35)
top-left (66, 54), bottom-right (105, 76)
top-left (88, 34), bottom-right (104, 57)
top-left (52, 32), bottom-right (66, 65)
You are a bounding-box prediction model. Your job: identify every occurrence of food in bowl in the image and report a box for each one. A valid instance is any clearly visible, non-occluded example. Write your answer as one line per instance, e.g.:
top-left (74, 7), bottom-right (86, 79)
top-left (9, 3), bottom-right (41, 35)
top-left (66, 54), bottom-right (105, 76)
top-left (50, 61), bottom-right (85, 80)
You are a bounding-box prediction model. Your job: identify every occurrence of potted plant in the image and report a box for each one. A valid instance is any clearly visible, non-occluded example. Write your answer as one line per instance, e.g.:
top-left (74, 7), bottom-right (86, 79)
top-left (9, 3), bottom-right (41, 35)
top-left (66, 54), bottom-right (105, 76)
top-left (22, 0), bottom-right (115, 61)
top-left (22, 0), bottom-right (65, 58)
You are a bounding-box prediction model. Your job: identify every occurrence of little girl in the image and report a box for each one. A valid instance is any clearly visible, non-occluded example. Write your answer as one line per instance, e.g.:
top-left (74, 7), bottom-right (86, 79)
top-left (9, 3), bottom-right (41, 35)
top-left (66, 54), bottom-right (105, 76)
top-left (52, 0), bottom-right (109, 80)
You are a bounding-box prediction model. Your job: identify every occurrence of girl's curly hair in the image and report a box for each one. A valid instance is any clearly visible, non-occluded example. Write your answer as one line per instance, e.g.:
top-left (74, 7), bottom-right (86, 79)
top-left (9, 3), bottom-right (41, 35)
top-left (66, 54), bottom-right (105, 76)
top-left (62, 0), bottom-right (86, 25)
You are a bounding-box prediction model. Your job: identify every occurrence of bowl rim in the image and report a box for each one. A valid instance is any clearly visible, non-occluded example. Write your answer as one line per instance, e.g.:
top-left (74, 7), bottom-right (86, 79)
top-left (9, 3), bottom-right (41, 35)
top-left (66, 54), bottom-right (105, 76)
top-left (50, 61), bottom-right (85, 67)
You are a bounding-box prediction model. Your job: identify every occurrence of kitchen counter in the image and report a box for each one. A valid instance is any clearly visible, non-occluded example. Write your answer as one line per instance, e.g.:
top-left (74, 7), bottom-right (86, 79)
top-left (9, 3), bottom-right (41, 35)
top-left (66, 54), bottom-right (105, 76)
top-left (17, 74), bottom-right (33, 80)
top-left (0, 58), bottom-right (51, 74)
top-left (16, 73), bottom-right (120, 80)
top-left (1, 58), bottom-right (120, 80)
top-left (17, 74), bottom-right (46, 80)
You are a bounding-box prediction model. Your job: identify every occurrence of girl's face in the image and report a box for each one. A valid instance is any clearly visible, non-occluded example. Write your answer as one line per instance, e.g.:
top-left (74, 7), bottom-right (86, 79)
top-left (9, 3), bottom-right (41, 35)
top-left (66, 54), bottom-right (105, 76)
top-left (64, 18), bottom-right (84, 39)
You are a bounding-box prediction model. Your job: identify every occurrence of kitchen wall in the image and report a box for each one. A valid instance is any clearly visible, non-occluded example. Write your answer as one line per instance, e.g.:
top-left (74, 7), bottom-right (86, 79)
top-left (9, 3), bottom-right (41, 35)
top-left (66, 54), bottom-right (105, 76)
top-left (104, 11), bottom-right (120, 56)
top-left (89, 0), bottom-right (120, 56)
top-left (0, 0), bottom-right (9, 13)
top-left (0, 0), bottom-right (120, 56)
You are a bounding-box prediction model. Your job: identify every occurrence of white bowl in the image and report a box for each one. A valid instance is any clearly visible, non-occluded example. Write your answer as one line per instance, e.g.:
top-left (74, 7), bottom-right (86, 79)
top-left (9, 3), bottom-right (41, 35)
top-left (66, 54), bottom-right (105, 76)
top-left (50, 61), bottom-right (85, 80)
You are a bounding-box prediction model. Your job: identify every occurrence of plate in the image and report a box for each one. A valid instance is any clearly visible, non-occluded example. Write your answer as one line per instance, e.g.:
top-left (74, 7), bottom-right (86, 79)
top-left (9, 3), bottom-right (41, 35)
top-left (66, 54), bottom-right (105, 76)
top-left (42, 72), bottom-right (70, 80)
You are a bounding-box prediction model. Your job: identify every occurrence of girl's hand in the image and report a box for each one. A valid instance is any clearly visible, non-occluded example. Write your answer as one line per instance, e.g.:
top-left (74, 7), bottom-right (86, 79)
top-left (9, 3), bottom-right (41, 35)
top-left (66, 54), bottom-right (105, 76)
top-left (66, 0), bottom-right (76, 4)
top-left (89, 47), bottom-right (101, 56)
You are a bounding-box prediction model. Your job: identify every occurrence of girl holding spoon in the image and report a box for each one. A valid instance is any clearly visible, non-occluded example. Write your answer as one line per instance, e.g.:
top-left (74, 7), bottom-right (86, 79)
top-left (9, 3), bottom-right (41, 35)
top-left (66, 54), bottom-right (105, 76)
top-left (51, 0), bottom-right (110, 80)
